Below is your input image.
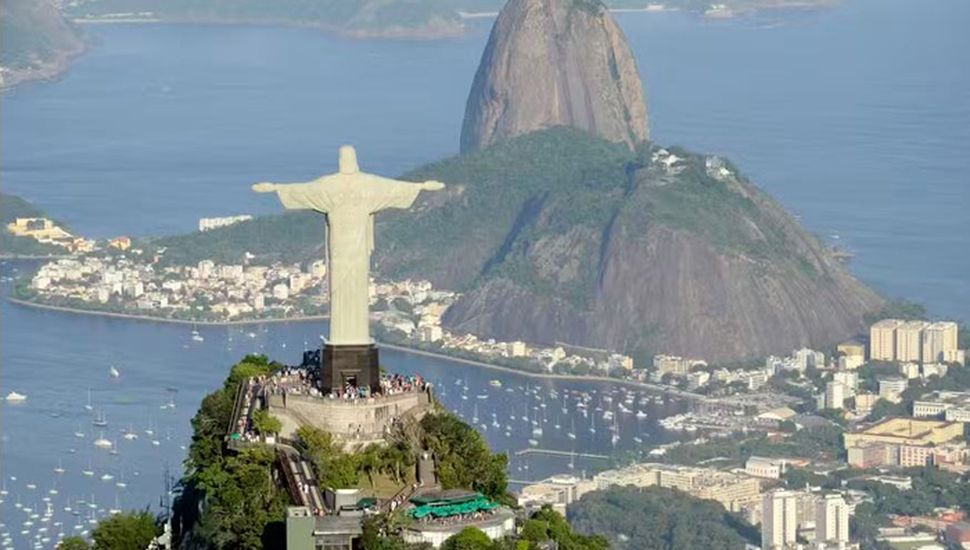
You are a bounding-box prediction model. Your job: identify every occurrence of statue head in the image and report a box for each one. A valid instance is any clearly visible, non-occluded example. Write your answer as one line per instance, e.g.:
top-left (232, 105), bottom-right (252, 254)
top-left (338, 145), bottom-right (360, 174)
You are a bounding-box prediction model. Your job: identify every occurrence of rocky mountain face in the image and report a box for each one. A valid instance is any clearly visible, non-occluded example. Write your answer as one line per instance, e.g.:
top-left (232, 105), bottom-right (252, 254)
top-left (376, 129), bottom-right (883, 362)
top-left (460, 0), bottom-right (648, 154)
top-left (0, 0), bottom-right (84, 88)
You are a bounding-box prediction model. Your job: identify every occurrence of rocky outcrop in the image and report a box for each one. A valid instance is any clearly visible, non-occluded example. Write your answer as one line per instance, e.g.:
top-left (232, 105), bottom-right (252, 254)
top-left (376, 129), bottom-right (884, 363)
top-left (0, 0), bottom-right (84, 88)
top-left (460, 0), bottom-right (649, 153)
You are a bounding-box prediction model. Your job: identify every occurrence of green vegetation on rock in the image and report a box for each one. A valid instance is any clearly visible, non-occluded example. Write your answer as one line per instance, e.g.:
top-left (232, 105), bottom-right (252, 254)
top-left (419, 412), bottom-right (509, 502)
top-left (91, 511), bottom-right (160, 550)
top-left (173, 355), bottom-right (290, 550)
top-left (566, 486), bottom-right (758, 550)
top-left (660, 425), bottom-right (844, 465)
top-left (152, 127), bottom-right (881, 362)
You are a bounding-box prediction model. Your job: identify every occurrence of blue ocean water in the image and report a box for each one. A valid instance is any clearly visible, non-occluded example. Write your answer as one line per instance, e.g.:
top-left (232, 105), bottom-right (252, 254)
top-left (0, 0), bottom-right (968, 546)
top-left (2, 0), bottom-right (967, 318)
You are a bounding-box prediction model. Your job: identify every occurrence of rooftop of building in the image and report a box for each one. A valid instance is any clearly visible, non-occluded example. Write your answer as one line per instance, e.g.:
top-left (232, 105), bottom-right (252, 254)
top-left (916, 391), bottom-right (970, 406)
top-left (852, 417), bottom-right (962, 440)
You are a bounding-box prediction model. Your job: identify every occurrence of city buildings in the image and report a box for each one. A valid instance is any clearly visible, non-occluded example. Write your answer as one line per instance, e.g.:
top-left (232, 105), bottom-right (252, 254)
top-left (913, 391), bottom-right (970, 422)
top-left (653, 355), bottom-right (706, 377)
top-left (198, 214), bottom-right (253, 232)
top-left (896, 321), bottom-right (928, 363)
top-left (516, 475), bottom-right (596, 515)
top-left (593, 462), bottom-right (761, 513)
top-left (816, 494), bottom-right (850, 548)
top-left (745, 457), bottom-right (788, 479)
top-left (6, 216), bottom-right (97, 252)
top-left (762, 490), bottom-right (798, 550)
top-left (923, 321), bottom-right (960, 364)
top-left (825, 381), bottom-right (846, 410)
top-left (878, 378), bottom-right (908, 403)
top-left (870, 319), bottom-right (904, 361)
top-left (845, 417), bottom-right (967, 468)
top-left (869, 318), bottom-right (963, 365)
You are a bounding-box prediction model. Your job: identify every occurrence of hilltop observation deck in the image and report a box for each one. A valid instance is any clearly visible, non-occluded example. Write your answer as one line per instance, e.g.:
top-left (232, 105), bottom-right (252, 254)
top-left (227, 351), bottom-right (434, 451)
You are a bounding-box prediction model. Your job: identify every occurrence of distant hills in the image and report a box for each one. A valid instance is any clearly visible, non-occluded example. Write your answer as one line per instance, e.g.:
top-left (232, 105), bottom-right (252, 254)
top-left (62, 0), bottom-right (835, 38)
top-left (1, 0), bottom-right (835, 87)
top-left (0, 0), bottom-right (84, 88)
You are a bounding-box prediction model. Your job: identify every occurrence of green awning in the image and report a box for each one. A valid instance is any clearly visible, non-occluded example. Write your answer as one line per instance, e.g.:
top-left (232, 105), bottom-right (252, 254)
top-left (410, 496), bottom-right (498, 519)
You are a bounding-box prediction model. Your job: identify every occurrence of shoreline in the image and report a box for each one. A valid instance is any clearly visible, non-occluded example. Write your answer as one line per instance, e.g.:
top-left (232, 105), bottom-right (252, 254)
top-left (352, 342), bottom-right (707, 400)
top-left (7, 296), bottom-right (707, 399)
top-left (6, 297), bottom-right (330, 327)
top-left (71, 16), bottom-right (467, 40)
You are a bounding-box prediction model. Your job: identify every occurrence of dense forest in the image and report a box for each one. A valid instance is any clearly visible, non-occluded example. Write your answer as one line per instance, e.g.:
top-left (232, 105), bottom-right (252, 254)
top-left (567, 486), bottom-right (759, 550)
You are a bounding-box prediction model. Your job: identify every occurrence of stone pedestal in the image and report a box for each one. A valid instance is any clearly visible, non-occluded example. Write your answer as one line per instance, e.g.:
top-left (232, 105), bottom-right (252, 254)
top-left (320, 344), bottom-right (380, 394)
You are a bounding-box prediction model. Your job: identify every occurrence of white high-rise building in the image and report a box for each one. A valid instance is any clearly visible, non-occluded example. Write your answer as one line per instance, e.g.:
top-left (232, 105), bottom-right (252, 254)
top-left (762, 490), bottom-right (798, 550)
top-left (923, 321), bottom-right (959, 364)
top-left (896, 320), bottom-right (928, 363)
top-left (870, 319), bottom-right (903, 361)
top-left (815, 494), bottom-right (850, 547)
top-left (825, 381), bottom-right (846, 410)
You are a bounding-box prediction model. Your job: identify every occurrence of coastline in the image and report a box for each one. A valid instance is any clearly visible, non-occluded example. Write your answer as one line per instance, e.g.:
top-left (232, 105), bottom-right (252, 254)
top-left (379, 341), bottom-right (708, 400)
top-left (7, 296), bottom-right (707, 399)
top-left (0, 42), bottom-right (86, 92)
top-left (71, 16), bottom-right (467, 40)
top-left (6, 296), bottom-right (329, 327)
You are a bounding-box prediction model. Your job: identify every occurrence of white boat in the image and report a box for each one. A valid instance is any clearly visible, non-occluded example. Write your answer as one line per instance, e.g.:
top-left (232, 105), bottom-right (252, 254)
top-left (4, 392), bottom-right (26, 402)
top-left (94, 432), bottom-right (113, 449)
top-left (109, 366), bottom-right (120, 378)
top-left (100, 474), bottom-right (114, 482)
top-left (84, 388), bottom-right (93, 411)
top-left (123, 426), bottom-right (138, 440)
top-left (636, 410), bottom-right (648, 419)
top-left (488, 379), bottom-right (502, 388)
top-left (192, 334), bottom-right (204, 343)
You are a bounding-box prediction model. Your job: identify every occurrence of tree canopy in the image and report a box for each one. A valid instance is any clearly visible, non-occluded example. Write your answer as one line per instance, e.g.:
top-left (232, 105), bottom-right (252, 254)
top-left (419, 412), bottom-right (509, 501)
top-left (173, 355), bottom-right (290, 550)
top-left (567, 487), bottom-right (757, 550)
top-left (91, 511), bottom-right (158, 550)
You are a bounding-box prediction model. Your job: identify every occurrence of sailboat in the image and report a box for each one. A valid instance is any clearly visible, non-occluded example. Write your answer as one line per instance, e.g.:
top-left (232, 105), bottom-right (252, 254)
top-left (73, 424), bottom-right (85, 439)
top-left (472, 403), bottom-right (479, 425)
top-left (109, 366), bottom-right (120, 378)
top-left (567, 418), bottom-right (576, 440)
top-left (84, 388), bottom-right (93, 412)
top-left (92, 410), bottom-right (107, 428)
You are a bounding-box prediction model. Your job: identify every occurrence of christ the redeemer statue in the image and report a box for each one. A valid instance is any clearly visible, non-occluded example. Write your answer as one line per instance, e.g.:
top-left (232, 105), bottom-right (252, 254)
top-left (253, 146), bottom-right (444, 350)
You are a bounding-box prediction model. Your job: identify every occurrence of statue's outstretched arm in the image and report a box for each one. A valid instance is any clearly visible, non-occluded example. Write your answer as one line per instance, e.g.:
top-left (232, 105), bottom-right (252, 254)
top-left (368, 176), bottom-right (445, 211)
top-left (252, 181), bottom-right (331, 212)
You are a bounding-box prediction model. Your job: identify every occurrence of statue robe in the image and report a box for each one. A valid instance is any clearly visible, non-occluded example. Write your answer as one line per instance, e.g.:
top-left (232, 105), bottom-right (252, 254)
top-left (273, 173), bottom-right (424, 345)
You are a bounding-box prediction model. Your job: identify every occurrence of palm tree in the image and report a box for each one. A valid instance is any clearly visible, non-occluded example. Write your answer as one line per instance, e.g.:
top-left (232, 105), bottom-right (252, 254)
top-left (359, 444), bottom-right (383, 488)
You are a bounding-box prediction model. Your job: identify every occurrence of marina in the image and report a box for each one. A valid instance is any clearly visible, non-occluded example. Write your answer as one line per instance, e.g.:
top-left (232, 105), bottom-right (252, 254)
top-left (0, 260), bottom-right (692, 548)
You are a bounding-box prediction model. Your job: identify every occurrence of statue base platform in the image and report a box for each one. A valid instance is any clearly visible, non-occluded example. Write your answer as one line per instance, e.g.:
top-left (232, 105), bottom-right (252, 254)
top-left (320, 343), bottom-right (380, 394)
